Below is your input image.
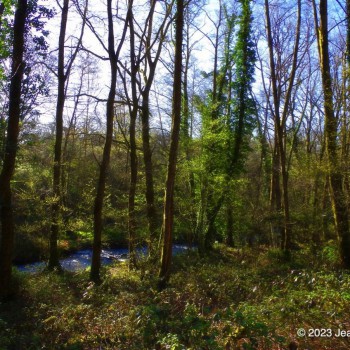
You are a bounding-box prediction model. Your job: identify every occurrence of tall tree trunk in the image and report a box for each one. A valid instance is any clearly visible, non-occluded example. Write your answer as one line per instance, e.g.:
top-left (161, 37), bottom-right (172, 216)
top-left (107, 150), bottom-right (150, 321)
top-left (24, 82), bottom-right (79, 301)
top-left (201, 4), bottom-right (223, 251)
top-left (270, 140), bottom-right (282, 247)
top-left (90, 0), bottom-right (129, 282)
top-left (140, 92), bottom-right (158, 257)
top-left (48, 0), bottom-right (69, 270)
top-left (204, 192), bottom-right (222, 250)
top-left (313, 0), bottom-right (350, 268)
top-left (322, 179), bottom-right (332, 240)
top-left (0, 0), bottom-right (27, 300)
top-left (136, 0), bottom-right (173, 258)
top-left (128, 113), bottom-right (138, 269)
top-left (182, 15), bottom-right (196, 243)
top-left (158, 0), bottom-right (184, 288)
top-left (265, 0), bottom-right (301, 251)
top-left (264, 0), bottom-right (285, 249)
top-left (127, 4), bottom-right (138, 268)
top-left (90, 0), bottom-right (116, 282)
top-left (204, 0), bottom-right (255, 250)
top-left (140, 57), bottom-right (157, 258)
top-left (49, 0), bottom-right (87, 270)
top-left (226, 200), bottom-right (234, 247)
top-left (312, 172), bottom-right (322, 244)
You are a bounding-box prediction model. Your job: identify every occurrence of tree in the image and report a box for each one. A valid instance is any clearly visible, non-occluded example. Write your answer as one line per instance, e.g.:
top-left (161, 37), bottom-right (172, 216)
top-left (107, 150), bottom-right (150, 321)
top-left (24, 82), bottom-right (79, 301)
top-left (195, 1), bottom-right (229, 252)
top-left (117, 1), bottom-right (139, 268)
top-left (196, 0), bottom-right (256, 251)
top-left (0, 0), bottom-right (28, 299)
top-left (90, 0), bottom-right (130, 282)
top-left (137, 0), bottom-right (174, 257)
top-left (179, 1), bottom-right (205, 246)
top-left (1, 1), bottom-right (52, 169)
top-left (158, 0), bottom-right (184, 288)
top-left (48, 0), bottom-right (87, 270)
top-left (264, 0), bottom-right (301, 251)
top-left (224, 0), bottom-right (256, 245)
top-left (312, 0), bottom-right (350, 268)
top-left (116, 0), bottom-right (175, 260)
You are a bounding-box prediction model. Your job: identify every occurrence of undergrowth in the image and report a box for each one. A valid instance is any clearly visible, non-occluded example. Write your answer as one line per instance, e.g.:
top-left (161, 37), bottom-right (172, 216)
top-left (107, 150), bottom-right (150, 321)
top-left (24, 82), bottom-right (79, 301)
top-left (1, 243), bottom-right (350, 349)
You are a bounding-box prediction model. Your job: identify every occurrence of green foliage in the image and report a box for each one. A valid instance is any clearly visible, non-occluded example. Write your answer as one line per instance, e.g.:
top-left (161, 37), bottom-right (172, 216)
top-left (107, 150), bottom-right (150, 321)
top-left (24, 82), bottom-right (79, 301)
top-left (75, 230), bottom-right (93, 240)
top-left (228, 0), bottom-right (256, 174)
top-left (322, 240), bottom-right (341, 265)
top-left (102, 227), bottom-right (128, 246)
top-left (191, 0), bottom-right (257, 249)
top-left (0, 0), bottom-right (53, 119)
top-left (0, 1), bottom-right (13, 82)
top-left (159, 333), bottom-right (185, 350)
top-left (2, 246), bottom-right (350, 349)
top-left (0, 1), bottom-right (348, 348)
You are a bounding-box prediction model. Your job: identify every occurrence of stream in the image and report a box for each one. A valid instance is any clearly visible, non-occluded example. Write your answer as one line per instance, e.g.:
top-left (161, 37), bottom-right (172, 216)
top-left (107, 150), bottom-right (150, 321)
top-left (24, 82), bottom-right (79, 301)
top-left (15, 244), bottom-right (194, 273)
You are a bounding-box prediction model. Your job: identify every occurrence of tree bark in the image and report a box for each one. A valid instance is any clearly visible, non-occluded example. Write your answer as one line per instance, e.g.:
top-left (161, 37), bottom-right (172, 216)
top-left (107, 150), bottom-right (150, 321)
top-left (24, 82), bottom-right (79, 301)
top-left (49, 0), bottom-right (87, 270)
top-left (264, 0), bottom-right (301, 251)
top-left (90, 0), bottom-right (130, 282)
top-left (127, 4), bottom-right (138, 269)
top-left (270, 139), bottom-right (282, 247)
top-left (158, 0), bottom-right (184, 288)
top-left (140, 92), bottom-right (158, 256)
top-left (313, 0), bottom-right (350, 268)
top-left (203, 0), bottom-right (255, 250)
top-left (201, 4), bottom-right (223, 251)
top-left (226, 201), bottom-right (234, 247)
top-left (48, 0), bottom-right (69, 270)
top-left (0, 0), bottom-right (27, 300)
top-left (182, 13), bottom-right (196, 244)
top-left (138, 0), bottom-right (172, 257)
top-left (90, 0), bottom-right (117, 282)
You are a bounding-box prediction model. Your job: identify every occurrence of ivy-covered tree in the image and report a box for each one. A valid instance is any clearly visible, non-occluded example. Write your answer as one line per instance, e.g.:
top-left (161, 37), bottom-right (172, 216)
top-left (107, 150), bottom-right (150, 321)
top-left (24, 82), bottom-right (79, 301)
top-left (228, 0), bottom-right (256, 174)
top-left (198, 0), bottom-right (256, 251)
top-left (0, 0), bottom-right (28, 300)
top-left (0, 0), bottom-right (52, 298)
top-left (312, 0), bottom-right (350, 268)
top-left (195, 2), bottom-right (234, 252)
top-left (224, 0), bottom-right (256, 245)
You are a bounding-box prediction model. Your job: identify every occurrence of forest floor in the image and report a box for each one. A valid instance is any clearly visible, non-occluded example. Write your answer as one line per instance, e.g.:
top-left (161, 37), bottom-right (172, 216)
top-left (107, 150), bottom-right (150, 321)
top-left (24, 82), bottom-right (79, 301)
top-left (1, 243), bottom-right (350, 349)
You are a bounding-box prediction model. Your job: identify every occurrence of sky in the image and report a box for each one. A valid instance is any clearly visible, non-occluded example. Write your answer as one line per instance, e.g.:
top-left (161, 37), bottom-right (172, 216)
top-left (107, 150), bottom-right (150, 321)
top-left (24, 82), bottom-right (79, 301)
top-left (35, 0), bottom-right (220, 130)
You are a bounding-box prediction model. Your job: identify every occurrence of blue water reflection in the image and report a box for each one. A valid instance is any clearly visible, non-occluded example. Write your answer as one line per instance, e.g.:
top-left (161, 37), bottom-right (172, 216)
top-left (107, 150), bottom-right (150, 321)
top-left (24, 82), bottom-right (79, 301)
top-left (16, 244), bottom-right (194, 273)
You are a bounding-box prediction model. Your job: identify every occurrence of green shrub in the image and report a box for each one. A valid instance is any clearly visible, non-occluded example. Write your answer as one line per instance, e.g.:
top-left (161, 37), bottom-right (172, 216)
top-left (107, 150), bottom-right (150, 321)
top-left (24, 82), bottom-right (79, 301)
top-left (322, 240), bottom-right (340, 265)
top-left (103, 226), bottom-right (128, 246)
